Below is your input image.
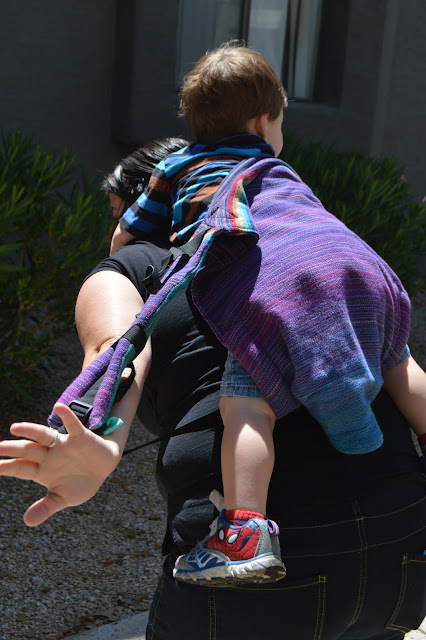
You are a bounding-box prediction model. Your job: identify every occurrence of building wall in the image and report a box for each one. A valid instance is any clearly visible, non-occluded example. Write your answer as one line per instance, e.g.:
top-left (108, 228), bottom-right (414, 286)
top-left (284, 0), bottom-right (425, 197)
top-left (0, 0), bottom-right (120, 181)
top-left (284, 1), bottom-right (385, 152)
top-left (380, 0), bottom-right (426, 195)
top-left (110, 0), bottom-right (186, 145)
top-left (0, 1), bottom-right (424, 196)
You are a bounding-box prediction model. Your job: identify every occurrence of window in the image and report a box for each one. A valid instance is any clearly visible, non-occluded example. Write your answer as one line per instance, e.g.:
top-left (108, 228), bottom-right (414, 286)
top-left (176, 0), bottom-right (349, 105)
top-left (176, 0), bottom-right (245, 86)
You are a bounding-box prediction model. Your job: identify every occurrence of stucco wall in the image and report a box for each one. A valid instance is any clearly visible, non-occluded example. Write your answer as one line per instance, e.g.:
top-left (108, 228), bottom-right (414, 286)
top-left (0, 1), bottom-right (424, 196)
top-left (284, 0), bottom-right (425, 197)
top-left (0, 0), bottom-right (120, 180)
top-left (380, 0), bottom-right (426, 197)
top-left (111, 0), bottom-right (186, 145)
top-left (284, 1), bottom-right (386, 149)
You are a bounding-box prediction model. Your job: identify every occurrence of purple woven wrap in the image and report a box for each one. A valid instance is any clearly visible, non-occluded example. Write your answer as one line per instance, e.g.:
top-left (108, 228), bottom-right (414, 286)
top-left (88, 338), bottom-right (133, 428)
top-left (47, 347), bottom-right (113, 428)
top-left (190, 157), bottom-right (411, 454)
top-left (47, 154), bottom-right (410, 456)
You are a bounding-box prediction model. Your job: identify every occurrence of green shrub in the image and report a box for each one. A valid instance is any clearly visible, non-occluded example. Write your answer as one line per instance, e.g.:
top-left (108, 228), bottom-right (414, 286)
top-left (281, 133), bottom-right (426, 294)
top-left (0, 132), bottom-right (112, 408)
top-left (2, 131), bottom-right (425, 413)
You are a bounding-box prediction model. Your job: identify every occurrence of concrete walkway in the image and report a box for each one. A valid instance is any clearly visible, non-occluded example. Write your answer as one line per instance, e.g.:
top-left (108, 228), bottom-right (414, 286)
top-left (65, 612), bottom-right (148, 640)
top-left (64, 611), bottom-right (426, 640)
top-left (65, 611), bottom-right (426, 640)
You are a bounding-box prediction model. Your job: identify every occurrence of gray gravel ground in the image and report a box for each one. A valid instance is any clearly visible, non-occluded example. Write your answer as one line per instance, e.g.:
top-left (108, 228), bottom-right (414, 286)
top-left (0, 335), bottom-right (165, 640)
top-left (1, 292), bottom-right (425, 640)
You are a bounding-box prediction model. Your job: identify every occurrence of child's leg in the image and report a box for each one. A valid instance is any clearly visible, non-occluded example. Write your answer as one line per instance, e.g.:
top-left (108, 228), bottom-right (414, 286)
top-left (173, 352), bottom-right (285, 586)
top-left (219, 395), bottom-right (275, 514)
top-left (219, 351), bottom-right (275, 514)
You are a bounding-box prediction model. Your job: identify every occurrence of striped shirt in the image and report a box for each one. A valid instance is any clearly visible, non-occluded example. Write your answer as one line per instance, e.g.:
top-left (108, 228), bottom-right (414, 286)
top-left (120, 134), bottom-right (275, 245)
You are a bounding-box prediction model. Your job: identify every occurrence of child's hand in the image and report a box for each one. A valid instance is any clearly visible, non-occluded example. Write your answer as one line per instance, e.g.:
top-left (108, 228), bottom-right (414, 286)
top-left (110, 224), bottom-right (136, 255)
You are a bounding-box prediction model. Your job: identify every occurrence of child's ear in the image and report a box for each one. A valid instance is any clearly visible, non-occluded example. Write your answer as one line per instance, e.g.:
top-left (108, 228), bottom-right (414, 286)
top-left (253, 114), bottom-right (270, 141)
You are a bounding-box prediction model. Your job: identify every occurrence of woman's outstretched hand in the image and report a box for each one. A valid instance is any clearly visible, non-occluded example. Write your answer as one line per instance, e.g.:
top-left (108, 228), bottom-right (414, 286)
top-left (0, 403), bottom-right (122, 527)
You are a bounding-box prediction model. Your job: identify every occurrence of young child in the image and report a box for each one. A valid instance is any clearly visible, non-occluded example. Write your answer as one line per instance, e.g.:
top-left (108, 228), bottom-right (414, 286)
top-left (110, 42), bottom-right (426, 587)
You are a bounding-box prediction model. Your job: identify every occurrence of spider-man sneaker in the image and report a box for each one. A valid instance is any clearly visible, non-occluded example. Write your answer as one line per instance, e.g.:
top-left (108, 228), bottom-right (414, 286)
top-left (173, 508), bottom-right (286, 586)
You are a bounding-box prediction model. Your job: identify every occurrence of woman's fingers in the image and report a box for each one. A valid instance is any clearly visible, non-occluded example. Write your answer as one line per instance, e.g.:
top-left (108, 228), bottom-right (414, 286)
top-left (9, 422), bottom-right (59, 445)
top-left (9, 403), bottom-right (86, 445)
top-left (0, 439), bottom-right (47, 463)
top-left (0, 457), bottom-right (39, 480)
top-left (23, 492), bottom-right (67, 527)
top-left (51, 403), bottom-right (87, 437)
top-left (1, 403), bottom-right (119, 526)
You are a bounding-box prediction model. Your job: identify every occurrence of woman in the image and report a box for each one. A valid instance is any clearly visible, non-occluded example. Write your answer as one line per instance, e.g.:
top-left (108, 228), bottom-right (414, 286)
top-left (1, 140), bottom-right (426, 639)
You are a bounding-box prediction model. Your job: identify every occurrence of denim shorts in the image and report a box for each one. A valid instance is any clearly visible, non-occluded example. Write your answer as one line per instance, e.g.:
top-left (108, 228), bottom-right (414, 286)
top-left (220, 351), bottom-right (263, 398)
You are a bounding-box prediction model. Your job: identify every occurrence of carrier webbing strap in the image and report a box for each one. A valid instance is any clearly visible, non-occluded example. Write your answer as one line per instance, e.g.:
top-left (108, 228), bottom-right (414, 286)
top-left (47, 226), bottom-right (220, 434)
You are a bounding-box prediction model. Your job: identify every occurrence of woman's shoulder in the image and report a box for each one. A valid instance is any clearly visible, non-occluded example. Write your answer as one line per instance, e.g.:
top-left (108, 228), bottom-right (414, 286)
top-left (88, 239), bottom-right (171, 299)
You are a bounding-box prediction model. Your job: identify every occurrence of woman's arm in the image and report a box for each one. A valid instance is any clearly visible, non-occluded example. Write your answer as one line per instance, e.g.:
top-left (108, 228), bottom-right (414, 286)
top-left (382, 354), bottom-right (426, 436)
top-left (0, 270), bottom-right (150, 526)
top-left (76, 270), bottom-right (145, 369)
top-left (76, 269), bottom-right (152, 452)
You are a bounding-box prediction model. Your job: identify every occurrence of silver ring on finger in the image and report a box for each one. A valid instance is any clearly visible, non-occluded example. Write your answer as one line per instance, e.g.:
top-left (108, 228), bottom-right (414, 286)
top-left (47, 430), bottom-right (60, 449)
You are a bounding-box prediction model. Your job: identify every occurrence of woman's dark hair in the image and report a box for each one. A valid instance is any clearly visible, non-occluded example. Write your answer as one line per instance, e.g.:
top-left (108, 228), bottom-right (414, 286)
top-left (102, 137), bottom-right (189, 207)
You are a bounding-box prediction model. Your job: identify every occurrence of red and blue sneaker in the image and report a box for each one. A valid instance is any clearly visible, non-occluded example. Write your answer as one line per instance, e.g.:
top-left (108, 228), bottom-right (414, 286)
top-left (173, 508), bottom-right (286, 586)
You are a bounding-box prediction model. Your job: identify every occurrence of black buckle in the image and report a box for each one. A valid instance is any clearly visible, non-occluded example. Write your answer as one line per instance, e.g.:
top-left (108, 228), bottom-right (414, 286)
top-left (143, 264), bottom-right (163, 295)
top-left (69, 400), bottom-right (93, 426)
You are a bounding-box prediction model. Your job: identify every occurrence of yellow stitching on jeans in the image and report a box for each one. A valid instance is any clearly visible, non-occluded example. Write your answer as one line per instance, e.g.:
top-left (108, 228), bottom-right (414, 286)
top-left (363, 496), bottom-right (426, 521)
top-left (348, 501), bottom-right (368, 626)
top-left (232, 576), bottom-right (326, 592)
top-left (284, 524), bottom-right (426, 559)
top-left (314, 576), bottom-right (327, 640)
top-left (280, 496), bottom-right (426, 531)
top-left (314, 577), bottom-right (322, 640)
top-left (282, 518), bottom-right (356, 530)
top-left (365, 524), bottom-right (426, 552)
top-left (387, 555), bottom-right (409, 632)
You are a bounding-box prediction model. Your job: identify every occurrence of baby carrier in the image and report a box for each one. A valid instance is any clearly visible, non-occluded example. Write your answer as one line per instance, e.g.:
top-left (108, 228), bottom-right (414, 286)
top-left (48, 156), bottom-right (266, 436)
top-left (48, 155), bottom-right (410, 455)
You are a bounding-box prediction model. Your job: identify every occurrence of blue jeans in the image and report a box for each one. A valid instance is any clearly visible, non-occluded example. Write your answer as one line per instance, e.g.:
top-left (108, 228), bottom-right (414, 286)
top-left (220, 351), bottom-right (263, 398)
top-left (146, 486), bottom-right (426, 640)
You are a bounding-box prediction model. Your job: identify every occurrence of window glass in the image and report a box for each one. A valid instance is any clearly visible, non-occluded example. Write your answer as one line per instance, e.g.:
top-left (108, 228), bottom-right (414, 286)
top-left (247, 0), bottom-right (323, 100)
top-left (176, 0), bottom-right (243, 86)
top-left (247, 0), bottom-right (289, 81)
top-left (175, 0), bottom-right (347, 105)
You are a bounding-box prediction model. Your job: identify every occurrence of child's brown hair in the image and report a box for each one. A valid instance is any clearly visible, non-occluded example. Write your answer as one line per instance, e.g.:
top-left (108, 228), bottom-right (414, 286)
top-left (180, 41), bottom-right (287, 143)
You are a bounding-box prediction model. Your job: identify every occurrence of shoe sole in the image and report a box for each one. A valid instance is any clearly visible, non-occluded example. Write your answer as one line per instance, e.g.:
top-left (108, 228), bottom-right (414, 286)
top-left (174, 553), bottom-right (286, 587)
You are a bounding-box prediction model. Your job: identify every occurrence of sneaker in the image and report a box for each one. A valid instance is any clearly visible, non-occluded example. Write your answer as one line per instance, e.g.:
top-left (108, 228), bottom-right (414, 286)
top-left (173, 508), bottom-right (286, 586)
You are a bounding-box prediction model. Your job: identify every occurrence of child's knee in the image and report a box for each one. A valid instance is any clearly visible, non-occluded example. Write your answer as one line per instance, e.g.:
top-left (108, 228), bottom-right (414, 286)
top-left (220, 396), bottom-right (275, 430)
